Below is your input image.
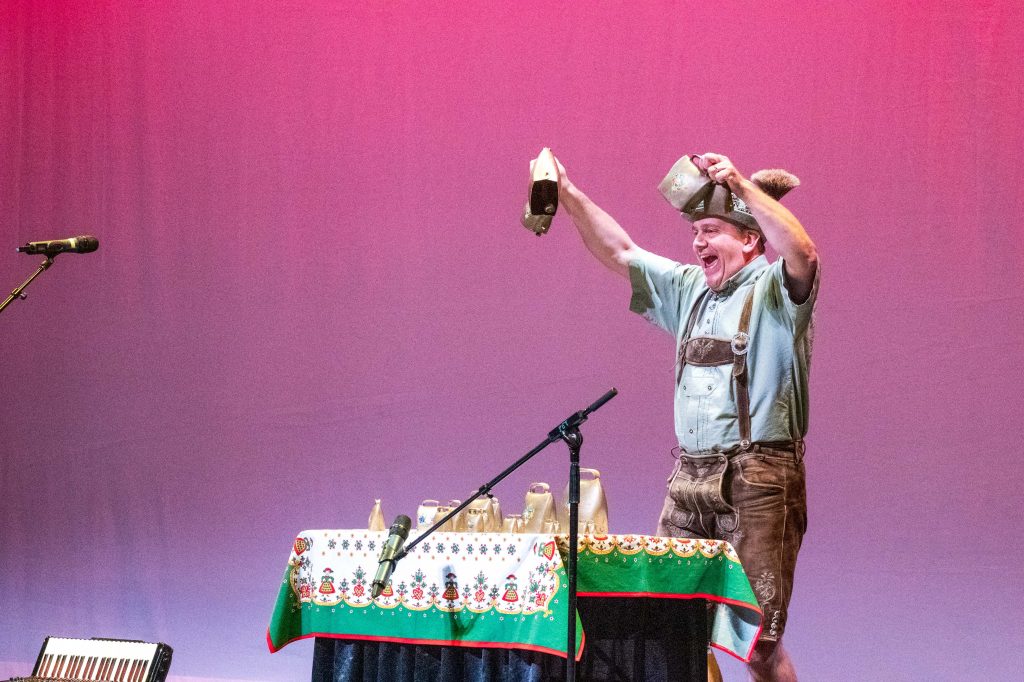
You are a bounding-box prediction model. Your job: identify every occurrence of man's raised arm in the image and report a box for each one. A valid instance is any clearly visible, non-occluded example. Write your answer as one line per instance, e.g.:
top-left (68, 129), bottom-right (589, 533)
top-left (554, 156), bottom-right (641, 279)
top-left (699, 152), bottom-right (818, 303)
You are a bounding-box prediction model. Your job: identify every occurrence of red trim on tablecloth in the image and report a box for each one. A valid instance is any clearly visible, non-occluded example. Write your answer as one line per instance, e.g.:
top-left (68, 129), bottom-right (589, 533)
top-left (267, 628), bottom-right (586, 661)
top-left (575, 591), bottom-right (763, 662)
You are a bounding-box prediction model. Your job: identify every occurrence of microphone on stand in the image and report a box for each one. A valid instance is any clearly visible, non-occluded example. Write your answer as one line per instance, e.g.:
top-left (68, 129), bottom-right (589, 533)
top-left (370, 514), bottom-right (412, 599)
top-left (17, 235), bottom-right (99, 256)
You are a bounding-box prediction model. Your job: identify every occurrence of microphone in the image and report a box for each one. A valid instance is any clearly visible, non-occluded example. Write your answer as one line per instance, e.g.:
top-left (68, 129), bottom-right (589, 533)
top-left (370, 514), bottom-right (411, 599)
top-left (17, 235), bottom-right (99, 256)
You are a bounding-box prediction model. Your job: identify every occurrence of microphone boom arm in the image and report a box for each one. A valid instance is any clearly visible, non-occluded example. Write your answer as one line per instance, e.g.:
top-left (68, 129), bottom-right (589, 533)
top-left (396, 388), bottom-right (618, 562)
top-left (0, 256), bottom-right (55, 316)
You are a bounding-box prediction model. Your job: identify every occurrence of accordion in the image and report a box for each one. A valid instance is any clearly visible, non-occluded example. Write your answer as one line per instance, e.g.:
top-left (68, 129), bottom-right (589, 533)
top-left (5, 637), bottom-right (172, 682)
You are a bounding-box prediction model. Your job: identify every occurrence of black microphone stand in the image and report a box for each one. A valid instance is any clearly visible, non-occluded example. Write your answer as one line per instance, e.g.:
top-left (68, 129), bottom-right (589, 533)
top-left (559, 425), bottom-right (584, 682)
top-left (395, 387), bottom-right (618, 682)
top-left (0, 256), bottom-right (54, 316)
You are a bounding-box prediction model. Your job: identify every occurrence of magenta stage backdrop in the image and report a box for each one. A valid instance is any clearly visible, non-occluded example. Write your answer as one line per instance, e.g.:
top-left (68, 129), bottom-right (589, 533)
top-left (2, 2), bottom-right (1022, 680)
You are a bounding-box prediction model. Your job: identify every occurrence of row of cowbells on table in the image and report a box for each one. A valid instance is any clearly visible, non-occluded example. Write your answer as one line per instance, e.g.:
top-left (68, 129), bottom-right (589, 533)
top-left (369, 468), bottom-right (609, 534)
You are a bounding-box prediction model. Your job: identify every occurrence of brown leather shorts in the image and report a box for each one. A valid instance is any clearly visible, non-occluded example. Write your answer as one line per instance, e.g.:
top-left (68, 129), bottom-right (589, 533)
top-left (656, 443), bottom-right (807, 642)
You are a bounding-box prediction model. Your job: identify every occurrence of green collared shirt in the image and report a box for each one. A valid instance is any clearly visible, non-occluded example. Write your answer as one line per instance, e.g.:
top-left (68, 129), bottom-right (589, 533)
top-left (628, 251), bottom-right (819, 455)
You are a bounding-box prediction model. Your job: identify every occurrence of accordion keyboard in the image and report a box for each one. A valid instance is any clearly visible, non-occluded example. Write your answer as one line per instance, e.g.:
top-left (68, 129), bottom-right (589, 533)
top-left (11, 637), bottom-right (172, 682)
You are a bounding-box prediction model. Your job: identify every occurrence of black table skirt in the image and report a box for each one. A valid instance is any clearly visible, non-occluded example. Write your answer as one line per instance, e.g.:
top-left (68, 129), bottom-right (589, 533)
top-left (312, 597), bottom-right (708, 682)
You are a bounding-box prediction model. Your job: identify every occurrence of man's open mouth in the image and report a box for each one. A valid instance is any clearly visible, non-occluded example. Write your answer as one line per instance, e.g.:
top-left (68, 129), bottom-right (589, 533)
top-left (701, 254), bottom-right (719, 268)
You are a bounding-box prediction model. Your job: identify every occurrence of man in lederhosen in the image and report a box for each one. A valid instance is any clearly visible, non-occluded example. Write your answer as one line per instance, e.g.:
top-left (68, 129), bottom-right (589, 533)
top-left (553, 151), bottom-right (818, 682)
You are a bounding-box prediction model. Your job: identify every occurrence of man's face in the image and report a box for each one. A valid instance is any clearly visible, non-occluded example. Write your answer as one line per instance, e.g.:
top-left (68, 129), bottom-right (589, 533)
top-left (691, 218), bottom-right (759, 291)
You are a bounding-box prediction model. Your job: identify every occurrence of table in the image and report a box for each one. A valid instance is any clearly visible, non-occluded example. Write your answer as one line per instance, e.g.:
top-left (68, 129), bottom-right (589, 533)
top-left (309, 596), bottom-right (710, 681)
top-left (267, 531), bottom-right (763, 675)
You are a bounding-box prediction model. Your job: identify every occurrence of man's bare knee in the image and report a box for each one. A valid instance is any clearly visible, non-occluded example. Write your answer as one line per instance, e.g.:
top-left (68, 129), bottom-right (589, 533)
top-left (749, 638), bottom-right (779, 664)
top-left (747, 639), bottom-right (797, 682)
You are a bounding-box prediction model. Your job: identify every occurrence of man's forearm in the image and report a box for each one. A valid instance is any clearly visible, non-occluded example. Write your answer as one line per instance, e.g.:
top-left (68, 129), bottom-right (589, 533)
top-left (733, 178), bottom-right (817, 292)
top-left (560, 181), bottom-right (638, 278)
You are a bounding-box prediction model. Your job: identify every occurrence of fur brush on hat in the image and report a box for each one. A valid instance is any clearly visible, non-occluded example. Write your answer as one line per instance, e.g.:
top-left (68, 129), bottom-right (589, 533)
top-left (750, 169), bottom-right (800, 201)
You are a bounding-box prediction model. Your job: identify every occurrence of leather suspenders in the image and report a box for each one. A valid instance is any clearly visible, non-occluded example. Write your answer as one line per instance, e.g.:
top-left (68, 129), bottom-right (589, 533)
top-left (732, 289), bottom-right (755, 449)
top-left (676, 282), bottom-right (758, 450)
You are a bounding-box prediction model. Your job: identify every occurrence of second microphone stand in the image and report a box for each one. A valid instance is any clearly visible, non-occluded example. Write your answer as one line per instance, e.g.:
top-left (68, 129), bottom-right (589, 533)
top-left (0, 256), bottom-right (54, 316)
top-left (395, 387), bottom-right (618, 682)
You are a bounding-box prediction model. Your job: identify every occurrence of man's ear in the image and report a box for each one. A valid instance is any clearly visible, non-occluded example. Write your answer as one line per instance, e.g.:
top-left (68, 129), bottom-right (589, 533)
top-left (741, 229), bottom-right (762, 255)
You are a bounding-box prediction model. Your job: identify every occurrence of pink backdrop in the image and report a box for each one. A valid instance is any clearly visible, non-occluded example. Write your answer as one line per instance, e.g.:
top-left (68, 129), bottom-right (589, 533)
top-left (2, 2), bottom-right (1022, 680)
